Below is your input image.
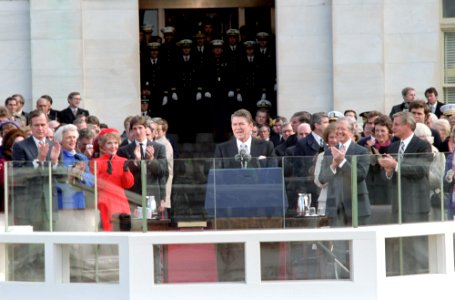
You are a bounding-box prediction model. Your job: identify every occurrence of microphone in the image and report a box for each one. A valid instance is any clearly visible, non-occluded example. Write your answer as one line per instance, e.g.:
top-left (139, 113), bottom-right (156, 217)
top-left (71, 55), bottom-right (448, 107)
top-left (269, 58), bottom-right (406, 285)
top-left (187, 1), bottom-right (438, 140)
top-left (235, 149), bottom-right (251, 168)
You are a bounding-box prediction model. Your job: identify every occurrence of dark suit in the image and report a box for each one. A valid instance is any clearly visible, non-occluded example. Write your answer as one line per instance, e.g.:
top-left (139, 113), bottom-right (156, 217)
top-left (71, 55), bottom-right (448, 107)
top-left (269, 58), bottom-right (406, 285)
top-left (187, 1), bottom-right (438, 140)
top-left (386, 135), bottom-right (432, 219)
top-left (48, 109), bottom-right (60, 121)
top-left (270, 133), bottom-right (283, 147)
top-left (11, 135), bottom-right (59, 280)
top-left (58, 107), bottom-right (89, 125)
top-left (385, 135), bottom-right (432, 275)
top-left (214, 137), bottom-right (276, 168)
top-left (12, 136), bottom-right (57, 230)
top-left (213, 137), bottom-right (276, 281)
top-left (427, 101), bottom-right (444, 118)
top-left (389, 102), bottom-right (410, 118)
top-left (293, 134), bottom-right (325, 207)
top-left (284, 134), bottom-right (298, 148)
top-left (117, 140), bottom-right (168, 206)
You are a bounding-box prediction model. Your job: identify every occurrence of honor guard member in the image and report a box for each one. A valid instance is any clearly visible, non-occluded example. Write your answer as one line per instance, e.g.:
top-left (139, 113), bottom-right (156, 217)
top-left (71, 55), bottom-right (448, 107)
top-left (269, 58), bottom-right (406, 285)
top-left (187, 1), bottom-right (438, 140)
top-left (142, 42), bottom-right (169, 119)
top-left (142, 25), bottom-right (153, 44)
top-left (225, 29), bottom-right (242, 76)
top-left (204, 39), bottom-right (233, 141)
top-left (193, 31), bottom-right (210, 67)
top-left (140, 97), bottom-right (151, 117)
top-left (236, 40), bottom-right (267, 115)
top-left (160, 26), bottom-right (177, 67)
top-left (171, 39), bottom-right (203, 142)
top-left (256, 32), bottom-right (277, 116)
top-left (140, 25), bottom-right (153, 73)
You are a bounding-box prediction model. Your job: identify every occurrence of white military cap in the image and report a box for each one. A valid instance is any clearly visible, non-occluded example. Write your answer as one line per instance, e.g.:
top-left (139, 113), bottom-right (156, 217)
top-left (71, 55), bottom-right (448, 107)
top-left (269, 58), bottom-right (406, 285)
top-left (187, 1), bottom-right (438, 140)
top-left (177, 39), bottom-right (193, 47)
top-left (327, 111), bottom-right (344, 121)
top-left (161, 26), bottom-right (175, 34)
top-left (226, 28), bottom-right (240, 36)
top-left (211, 39), bottom-right (224, 47)
top-left (243, 40), bottom-right (256, 48)
top-left (440, 104), bottom-right (455, 117)
top-left (256, 99), bottom-right (272, 108)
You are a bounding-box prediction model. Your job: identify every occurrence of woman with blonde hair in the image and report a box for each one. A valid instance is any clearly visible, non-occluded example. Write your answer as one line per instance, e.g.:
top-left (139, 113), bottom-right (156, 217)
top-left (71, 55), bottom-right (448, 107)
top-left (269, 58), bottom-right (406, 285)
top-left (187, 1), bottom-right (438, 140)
top-left (92, 128), bottom-right (134, 231)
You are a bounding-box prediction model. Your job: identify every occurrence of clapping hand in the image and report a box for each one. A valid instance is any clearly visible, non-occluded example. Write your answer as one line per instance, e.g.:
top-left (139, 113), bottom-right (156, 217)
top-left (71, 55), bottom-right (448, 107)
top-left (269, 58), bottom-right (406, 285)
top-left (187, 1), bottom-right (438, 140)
top-left (50, 142), bottom-right (61, 165)
top-left (145, 145), bottom-right (155, 160)
top-left (330, 146), bottom-right (345, 167)
top-left (37, 141), bottom-right (49, 162)
top-left (378, 154), bottom-right (397, 177)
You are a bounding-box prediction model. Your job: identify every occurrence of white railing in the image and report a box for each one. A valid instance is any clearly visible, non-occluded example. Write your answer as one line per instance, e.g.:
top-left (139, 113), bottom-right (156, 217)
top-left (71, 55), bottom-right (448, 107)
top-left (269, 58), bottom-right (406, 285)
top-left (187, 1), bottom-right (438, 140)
top-left (0, 222), bottom-right (454, 300)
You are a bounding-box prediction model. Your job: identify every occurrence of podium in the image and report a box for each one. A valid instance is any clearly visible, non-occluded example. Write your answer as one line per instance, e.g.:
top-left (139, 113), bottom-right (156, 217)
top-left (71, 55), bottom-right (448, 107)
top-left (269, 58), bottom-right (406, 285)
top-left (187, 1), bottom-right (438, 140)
top-left (204, 167), bottom-right (287, 219)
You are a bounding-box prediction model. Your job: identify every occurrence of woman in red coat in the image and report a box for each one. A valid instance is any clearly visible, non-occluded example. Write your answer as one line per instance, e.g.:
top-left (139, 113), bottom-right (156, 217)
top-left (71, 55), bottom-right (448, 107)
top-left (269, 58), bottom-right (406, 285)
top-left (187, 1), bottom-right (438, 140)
top-left (93, 129), bottom-right (134, 231)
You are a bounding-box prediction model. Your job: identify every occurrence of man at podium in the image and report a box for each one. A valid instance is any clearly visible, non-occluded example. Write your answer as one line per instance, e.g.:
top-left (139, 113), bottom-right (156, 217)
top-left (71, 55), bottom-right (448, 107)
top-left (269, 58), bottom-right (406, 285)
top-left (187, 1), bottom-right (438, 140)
top-left (214, 108), bottom-right (276, 168)
top-left (212, 108), bottom-right (279, 282)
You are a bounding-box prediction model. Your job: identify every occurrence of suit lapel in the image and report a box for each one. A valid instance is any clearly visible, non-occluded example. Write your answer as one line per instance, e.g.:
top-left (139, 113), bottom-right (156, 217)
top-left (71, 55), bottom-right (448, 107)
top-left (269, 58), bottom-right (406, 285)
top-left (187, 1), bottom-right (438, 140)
top-left (229, 139), bottom-right (239, 156)
top-left (250, 139), bottom-right (262, 157)
top-left (308, 135), bottom-right (319, 152)
top-left (404, 136), bottom-right (419, 154)
top-left (25, 136), bottom-right (38, 158)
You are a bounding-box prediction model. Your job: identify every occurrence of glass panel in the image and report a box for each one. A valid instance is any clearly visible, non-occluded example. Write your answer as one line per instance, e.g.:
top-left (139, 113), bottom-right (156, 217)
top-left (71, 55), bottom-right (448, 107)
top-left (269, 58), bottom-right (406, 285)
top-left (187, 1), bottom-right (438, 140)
top-left (4, 151), bottom-right (452, 233)
top-left (443, 0), bottom-right (455, 18)
top-left (261, 241), bottom-right (351, 280)
top-left (386, 235), bottom-right (437, 276)
top-left (283, 155), bottom-right (329, 229)
top-left (6, 243), bottom-right (45, 282)
top-left (155, 243), bottom-right (244, 283)
top-left (92, 157), bottom-right (169, 233)
top-left (64, 244), bottom-right (119, 283)
top-left (52, 161), bottom-right (97, 232)
top-left (6, 161), bottom-right (53, 232)
top-left (172, 158), bottom-right (214, 228)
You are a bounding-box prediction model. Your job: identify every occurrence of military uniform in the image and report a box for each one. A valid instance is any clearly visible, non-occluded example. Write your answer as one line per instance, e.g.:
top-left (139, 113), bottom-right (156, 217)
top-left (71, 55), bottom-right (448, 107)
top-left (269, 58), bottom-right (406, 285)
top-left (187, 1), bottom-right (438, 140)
top-left (236, 41), bottom-right (267, 115)
top-left (256, 32), bottom-right (277, 117)
top-left (171, 39), bottom-right (203, 142)
top-left (203, 40), bottom-right (234, 141)
top-left (141, 42), bottom-right (170, 119)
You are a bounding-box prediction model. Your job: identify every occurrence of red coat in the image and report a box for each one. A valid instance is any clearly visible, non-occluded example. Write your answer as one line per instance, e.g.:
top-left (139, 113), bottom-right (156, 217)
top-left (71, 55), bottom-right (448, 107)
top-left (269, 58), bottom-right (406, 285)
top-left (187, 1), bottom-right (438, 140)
top-left (92, 154), bottom-right (134, 231)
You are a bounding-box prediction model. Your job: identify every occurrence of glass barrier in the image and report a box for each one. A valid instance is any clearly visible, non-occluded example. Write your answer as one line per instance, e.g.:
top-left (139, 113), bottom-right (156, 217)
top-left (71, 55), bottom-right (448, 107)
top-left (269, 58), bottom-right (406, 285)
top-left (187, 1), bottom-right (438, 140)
top-left (64, 244), bottom-right (119, 283)
top-left (2, 151), bottom-right (453, 283)
top-left (2, 151), bottom-right (454, 233)
top-left (154, 243), bottom-right (244, 283)
top-left (4, 243), bottom-right (45, 282)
